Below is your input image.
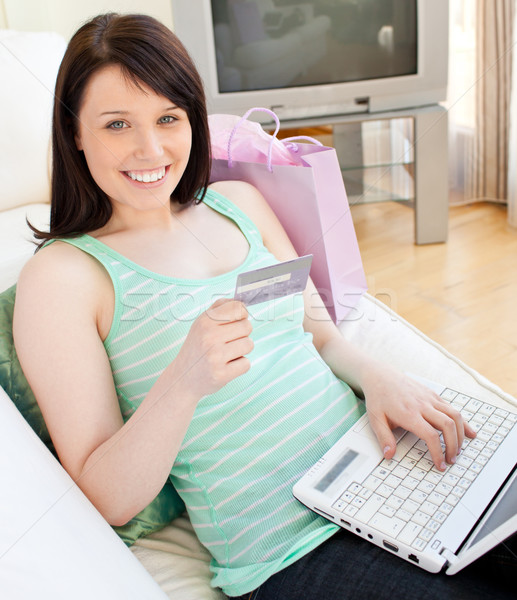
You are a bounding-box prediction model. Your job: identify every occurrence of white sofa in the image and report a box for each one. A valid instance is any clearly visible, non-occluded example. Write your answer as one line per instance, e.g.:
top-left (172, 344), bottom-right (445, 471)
top-left (1, 28), bottom-right (516, 600)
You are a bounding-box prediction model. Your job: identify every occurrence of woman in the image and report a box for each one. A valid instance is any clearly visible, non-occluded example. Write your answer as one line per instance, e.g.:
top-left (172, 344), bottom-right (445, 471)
top-left (13, 13), bottom-right (514, 599)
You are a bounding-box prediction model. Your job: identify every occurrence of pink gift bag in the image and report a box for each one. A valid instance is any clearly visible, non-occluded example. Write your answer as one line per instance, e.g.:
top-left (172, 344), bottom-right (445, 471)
top-left (209, 108), bottom-right (367, 323)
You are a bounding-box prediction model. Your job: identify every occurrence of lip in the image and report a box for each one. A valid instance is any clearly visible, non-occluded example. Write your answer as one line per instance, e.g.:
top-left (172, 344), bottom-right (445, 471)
top-left (121, 165), bottom-right (170, 188)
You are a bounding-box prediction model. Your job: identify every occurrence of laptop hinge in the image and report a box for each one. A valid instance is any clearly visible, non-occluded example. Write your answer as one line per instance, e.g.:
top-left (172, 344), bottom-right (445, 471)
top-left (440, 547), bottom-right (457, 566)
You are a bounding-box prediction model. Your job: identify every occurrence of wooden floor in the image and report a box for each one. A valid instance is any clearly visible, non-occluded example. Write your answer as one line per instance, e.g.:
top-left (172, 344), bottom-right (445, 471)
top-left (350, 200), bottom-right (517, 398)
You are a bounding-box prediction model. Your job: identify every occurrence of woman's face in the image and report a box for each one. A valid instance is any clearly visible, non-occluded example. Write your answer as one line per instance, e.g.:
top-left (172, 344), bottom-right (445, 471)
top-left (74, 64), bottom-right (192, 216)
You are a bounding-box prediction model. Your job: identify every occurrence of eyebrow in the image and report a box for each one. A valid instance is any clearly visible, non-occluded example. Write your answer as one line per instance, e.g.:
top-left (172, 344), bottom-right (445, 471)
top-left (99, 105), bottom-right (179, 117)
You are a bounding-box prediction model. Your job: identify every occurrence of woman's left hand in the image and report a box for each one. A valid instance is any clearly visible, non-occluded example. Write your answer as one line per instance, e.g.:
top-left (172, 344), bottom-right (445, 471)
top-left (361, 366), bottom-right (477, 471)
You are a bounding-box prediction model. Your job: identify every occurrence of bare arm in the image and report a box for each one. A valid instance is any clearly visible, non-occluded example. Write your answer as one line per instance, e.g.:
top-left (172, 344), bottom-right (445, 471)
top-left (13, 242), bottom-right (252, 525)
top-left (212, 180), bottom-right (476, 471)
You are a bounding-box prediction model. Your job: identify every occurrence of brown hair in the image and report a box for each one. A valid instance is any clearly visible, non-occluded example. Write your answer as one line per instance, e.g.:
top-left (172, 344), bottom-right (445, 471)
top-left (33, 13), bottom-right (211, 244)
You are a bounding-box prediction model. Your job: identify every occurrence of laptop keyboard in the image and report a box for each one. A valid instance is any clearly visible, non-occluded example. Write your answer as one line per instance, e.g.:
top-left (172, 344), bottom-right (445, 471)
top-left (332, 389), bottom-right (516, 552)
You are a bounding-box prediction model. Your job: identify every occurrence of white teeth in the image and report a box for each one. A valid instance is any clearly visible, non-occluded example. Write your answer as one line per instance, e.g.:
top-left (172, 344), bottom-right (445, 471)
top-left (127, 167), bottom-right (166, 183)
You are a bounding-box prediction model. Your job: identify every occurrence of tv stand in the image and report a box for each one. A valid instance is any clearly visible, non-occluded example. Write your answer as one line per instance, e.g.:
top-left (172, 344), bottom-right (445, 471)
top-left (281, 104), bottom-right (448, 245)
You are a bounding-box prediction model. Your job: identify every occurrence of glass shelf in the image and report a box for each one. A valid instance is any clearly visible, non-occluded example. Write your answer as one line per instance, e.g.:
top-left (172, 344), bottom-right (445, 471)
top-left (279, 117), bottom-right (416, 205)
top-left (335, 117), bottom-right (415, 205)
top-left (342, 163), bottom-right (415, 205)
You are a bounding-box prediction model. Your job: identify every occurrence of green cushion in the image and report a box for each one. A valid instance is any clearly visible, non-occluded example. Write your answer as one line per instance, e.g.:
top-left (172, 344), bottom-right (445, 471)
top-left (0, 285), bottom-right (53, 450)
top-left (0, 284), bottom-right (185, 546)
top-left (114, 479), bottom-right (185, 546)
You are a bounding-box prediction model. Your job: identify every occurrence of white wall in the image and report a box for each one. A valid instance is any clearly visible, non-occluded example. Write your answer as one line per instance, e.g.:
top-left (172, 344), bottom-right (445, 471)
top-left (2, 0), bottom-right (173, 40)
top-left (0, 1), bottom-right (7, 28)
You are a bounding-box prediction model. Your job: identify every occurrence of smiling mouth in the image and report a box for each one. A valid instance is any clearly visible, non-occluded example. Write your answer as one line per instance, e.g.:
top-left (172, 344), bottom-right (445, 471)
top-left (124, 166), bottom-right (167, 183)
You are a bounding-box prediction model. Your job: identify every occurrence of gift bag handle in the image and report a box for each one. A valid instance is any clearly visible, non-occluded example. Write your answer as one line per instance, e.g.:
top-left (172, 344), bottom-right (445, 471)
top-left (227, 108), bottom-right (280, 171)
top-left (227, 108), bottom-right (325, 171)
top-left (281, 136), bottom-right (324, 153)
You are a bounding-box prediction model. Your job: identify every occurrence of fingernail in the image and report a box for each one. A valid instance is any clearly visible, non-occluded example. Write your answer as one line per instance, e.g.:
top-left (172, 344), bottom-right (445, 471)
top-left (440, 462), bottom-right (447, 471)
top-left (450, 455), bottom-right (456, 464)
top-left (383, 446), bottom-right (391, 456)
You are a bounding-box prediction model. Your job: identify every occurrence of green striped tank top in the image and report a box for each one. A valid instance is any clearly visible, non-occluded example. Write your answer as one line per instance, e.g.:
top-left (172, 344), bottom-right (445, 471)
top-left (56, 188), bottom-right (365, 596)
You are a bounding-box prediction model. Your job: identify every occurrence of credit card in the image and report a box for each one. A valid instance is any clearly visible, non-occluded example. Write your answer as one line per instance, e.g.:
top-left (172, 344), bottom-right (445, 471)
top-left (234, 255), bottom-right (313, 306)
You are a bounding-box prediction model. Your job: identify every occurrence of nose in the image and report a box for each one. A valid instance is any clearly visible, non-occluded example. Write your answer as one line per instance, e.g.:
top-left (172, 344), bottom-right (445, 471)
top-left (134, 127), bottom-right (164, 161)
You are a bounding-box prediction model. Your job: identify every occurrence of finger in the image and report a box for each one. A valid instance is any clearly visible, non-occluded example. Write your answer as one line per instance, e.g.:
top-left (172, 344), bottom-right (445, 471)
top-left (223, 336), bottom-right (254, 363)
top-left (367, 411), bottom-right (398, 460)
top-left (207, 299), bottom-right (249, 323)
top-left (226, 356), bottom-right (251, 380)
top-left (435, 412), bottom-right (460, 465)
top-left (464, 420), bottom-right (477, 439)
top-left (220, 316), bottom-right (253, 342)
top-left (418, 423), bottom-right (447, 471)
top-left (435, 399), bottom-right (465, 451)
top-left (210, 297), bottom-right (230, 309)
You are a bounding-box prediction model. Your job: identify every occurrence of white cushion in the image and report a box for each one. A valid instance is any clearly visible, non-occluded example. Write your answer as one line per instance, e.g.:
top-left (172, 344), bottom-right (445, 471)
top-left (0, 203), bottom-right (50, 292)
top-left (339, 294), bottom-right (517, 409)
top-left (0, 386), bottom-right (169, 600)
top-left (0, 30), bottom-right (65, 212)
top-left (131, 519), bottom-right (225, 600)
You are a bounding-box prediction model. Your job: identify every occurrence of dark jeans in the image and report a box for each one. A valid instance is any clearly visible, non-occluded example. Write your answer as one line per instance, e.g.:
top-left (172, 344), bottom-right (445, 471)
top-left (229, 529), bottom-right (517, 600)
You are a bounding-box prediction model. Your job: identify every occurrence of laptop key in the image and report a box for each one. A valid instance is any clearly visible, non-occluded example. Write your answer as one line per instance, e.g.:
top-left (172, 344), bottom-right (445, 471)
top-left (372, 466), bottom-right (390, 480)
top-left (355, 493), bottom-right (385, 523)
top-left (413, 537), bottom-right (428, 551)
top-left (363, 475), bottom-right (383, 492)
top-left (385, 474), bottom-right (403, 488)
top-left (420, 501), bottom-right (438, 516)
top-left (427, 519), bottom-right (440, 532)
top-left (441, 388), bottom-right (458, 402)
top-left (401, 499), bottom-right (420, 514)
top-left (393, 486), bottom-right (412, 500)
top-left (379, 504), bottom-right (396, 518)
top-left (412, 511), bottom-right (430, 526)
top-left (343, 504), bottom-right (359, 517)
top-left (427, 491), bottom-right (446, 506)
top-left (397, 522), bottom-right (422, 545)
top-left (395, 509), bottom-right (413, 522)
top-left (479, 403), bottom-right (496, 416)
top-left (369, 514), bottom-right (405, 537)
top-left (386, 495), bottom-right (404, 510)
top-left (402, 476), bottom-right (420, 490)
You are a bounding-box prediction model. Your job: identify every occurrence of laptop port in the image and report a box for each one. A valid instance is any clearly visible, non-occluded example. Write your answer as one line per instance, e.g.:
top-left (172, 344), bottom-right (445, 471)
top-left (382, 540), bottom-right (399, 553)
top-left (408, 554), bottom-right (420, 564)
top-left (313, 507), bottom-right (334, 520)
top-left (340, 519), bottom-right (351, 527)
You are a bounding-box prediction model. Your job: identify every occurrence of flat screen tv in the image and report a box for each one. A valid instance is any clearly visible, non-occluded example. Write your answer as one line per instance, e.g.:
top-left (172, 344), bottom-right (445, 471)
top-left (170, 0), bottom-right (448, 124)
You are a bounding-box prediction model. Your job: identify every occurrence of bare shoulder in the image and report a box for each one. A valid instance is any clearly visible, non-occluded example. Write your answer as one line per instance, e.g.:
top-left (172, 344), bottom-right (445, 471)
top-left (17, 241), bottom-right (108, 299)
top-left (209, 180), bottom-right (265, 207)
top-left (15, 240), bottom-right (113, 338)
top-left (209, 180), bottom-right (277, 236)
top-left (208, 180), bottom-right (298, 261)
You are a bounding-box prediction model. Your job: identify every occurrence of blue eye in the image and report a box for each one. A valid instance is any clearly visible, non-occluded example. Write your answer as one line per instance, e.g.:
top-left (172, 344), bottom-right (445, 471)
top-left (159, 115), bottom-right (176, 124)
top-left (108, 120), bottom-right (126, 130)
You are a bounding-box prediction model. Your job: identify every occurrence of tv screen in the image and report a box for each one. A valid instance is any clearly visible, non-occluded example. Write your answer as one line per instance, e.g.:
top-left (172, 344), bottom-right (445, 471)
top-left (171, 0), bottom-right (447, 121)
top-left (211, 0), bottom-right (417, 94)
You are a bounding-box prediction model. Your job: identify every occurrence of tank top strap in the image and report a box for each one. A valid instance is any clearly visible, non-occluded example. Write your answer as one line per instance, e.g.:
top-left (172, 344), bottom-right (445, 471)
top-left (42, 235), bottom-right (126, 293)
top-left (201, 187), bottom-right (264, 251)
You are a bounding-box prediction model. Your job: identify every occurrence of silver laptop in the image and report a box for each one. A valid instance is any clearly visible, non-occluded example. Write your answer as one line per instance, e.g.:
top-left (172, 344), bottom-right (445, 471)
top-left (293, 375), bottom-right (517, 574)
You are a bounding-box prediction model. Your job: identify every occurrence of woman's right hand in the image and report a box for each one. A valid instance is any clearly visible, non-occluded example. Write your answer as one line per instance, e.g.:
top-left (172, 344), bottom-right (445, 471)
top-left (170, 298), bottom-right (254, 399)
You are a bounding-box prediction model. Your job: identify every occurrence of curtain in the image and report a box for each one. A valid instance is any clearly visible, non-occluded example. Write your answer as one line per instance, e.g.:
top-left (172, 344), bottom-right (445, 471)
top-left (508, 5), bottom-right (517, 227)
top-left (447, 0), bottom-right (477, 203)
top-left (469, 0), bottom-right (514, 205)
top-left (448, 0), bottom-right (517, 227)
